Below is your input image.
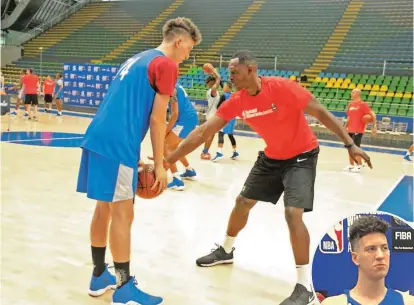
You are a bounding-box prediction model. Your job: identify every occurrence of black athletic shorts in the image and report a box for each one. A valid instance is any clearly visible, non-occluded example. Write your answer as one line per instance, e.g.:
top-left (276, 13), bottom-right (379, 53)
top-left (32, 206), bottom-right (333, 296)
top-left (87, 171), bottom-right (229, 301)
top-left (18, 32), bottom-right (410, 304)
top-left (44, 94), bottom-right (53, 103)
top-left (25, 94), bottom-right (38, 105)
top-left (348, 133), bottom-right (363, 147)
top-left (240, 147), bottom-right (319, 212)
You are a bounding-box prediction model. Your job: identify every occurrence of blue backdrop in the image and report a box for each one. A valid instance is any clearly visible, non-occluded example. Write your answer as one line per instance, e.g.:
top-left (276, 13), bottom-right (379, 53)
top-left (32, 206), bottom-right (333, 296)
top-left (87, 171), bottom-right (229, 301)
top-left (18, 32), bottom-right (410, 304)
top-left (312, 212), bottom-right (414, 298)
top-left (63, 63), bottom-right (119, 107)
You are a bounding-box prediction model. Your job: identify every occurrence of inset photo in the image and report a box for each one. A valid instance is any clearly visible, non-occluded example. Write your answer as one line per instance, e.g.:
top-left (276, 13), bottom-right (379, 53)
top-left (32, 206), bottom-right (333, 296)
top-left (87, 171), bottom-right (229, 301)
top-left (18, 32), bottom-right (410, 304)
top-left (312, 212), bottom-right (414, 305)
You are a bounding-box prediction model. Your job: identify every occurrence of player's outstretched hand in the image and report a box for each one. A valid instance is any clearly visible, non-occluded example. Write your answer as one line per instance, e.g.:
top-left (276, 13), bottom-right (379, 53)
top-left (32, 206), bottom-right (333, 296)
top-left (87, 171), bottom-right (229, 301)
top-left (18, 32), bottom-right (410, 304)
top-left (348, 145), bottom-right (372, 169)
top-left (151, 164), bottom-right (167, 195)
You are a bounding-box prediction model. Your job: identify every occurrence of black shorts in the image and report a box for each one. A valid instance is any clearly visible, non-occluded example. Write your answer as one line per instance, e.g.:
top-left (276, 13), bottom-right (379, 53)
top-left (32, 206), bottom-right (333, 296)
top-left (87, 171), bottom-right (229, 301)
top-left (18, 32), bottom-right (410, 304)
top-left (240, 147), bottom-right (319, 212)
top-left (24, 94), bottom-right (38, 105)
top-left (44, 94), bottom-right (53, 103)
top-left (348, 133), bottom-right (363, 147)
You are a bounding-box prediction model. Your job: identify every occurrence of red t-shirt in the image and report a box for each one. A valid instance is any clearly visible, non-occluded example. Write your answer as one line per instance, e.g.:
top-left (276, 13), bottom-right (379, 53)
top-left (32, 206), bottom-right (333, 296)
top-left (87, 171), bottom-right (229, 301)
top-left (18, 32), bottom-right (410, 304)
top-left (22, 74), bottom-right (39, 94)
top-left (346, 100), bottom-right (371, 133)
top-left (147, 56), bottom-right (178, 96)
top-left (216, 77), bottom-right (318, 160)
top-left (43, 79), bottom-right (55, 95)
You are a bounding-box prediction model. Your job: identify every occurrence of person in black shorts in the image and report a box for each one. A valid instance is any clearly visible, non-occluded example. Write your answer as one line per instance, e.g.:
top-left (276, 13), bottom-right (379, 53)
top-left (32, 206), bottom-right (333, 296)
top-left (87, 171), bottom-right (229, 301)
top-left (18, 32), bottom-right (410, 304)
top-left (21, 68), bottom-right (40, 120)
top-left (164, 51), bottom-right (372, 305)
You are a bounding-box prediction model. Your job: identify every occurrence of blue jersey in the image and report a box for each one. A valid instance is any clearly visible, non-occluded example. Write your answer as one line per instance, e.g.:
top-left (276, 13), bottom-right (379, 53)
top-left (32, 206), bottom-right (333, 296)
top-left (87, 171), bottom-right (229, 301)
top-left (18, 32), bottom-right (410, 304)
top-left (81, 49), bottom-right (165, 168)
top-left (175, 84), bottom-right (197, 125)
top-left (345, 288), bottom-right (404, 305)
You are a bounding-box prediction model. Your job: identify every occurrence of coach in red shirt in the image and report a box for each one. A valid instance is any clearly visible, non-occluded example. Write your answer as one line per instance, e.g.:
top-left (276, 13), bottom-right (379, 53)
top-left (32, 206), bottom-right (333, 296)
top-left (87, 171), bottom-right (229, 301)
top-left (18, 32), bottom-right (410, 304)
top-left (344, 88), bottom-right (377, 173)
top-left (21, 68), bottom-right (40, 120)
top-left (165, 51), bottom-right (371, 305)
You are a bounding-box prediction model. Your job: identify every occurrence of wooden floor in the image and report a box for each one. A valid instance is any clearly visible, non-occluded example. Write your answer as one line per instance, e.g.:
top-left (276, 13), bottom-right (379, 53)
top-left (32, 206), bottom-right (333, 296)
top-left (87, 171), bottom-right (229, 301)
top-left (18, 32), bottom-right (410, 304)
top-left (1, 113), bottom-right (413, 305)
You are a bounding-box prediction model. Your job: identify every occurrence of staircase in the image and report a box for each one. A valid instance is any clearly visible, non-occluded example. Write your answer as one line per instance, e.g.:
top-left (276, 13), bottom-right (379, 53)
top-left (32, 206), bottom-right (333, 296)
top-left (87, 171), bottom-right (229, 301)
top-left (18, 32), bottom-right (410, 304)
top-left (302, 0), bottom-right (364, 86)
top-left (23, 3), bottom-right (111, 58)
top-left (99, 0), bottom-right (185, 63)
top-left (179, 0), bottom-right (265, 74)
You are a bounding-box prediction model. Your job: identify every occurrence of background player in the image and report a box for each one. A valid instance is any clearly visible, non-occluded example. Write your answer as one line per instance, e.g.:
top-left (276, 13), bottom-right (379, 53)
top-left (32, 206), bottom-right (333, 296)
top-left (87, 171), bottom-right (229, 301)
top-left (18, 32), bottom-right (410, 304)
top-left (322, 216), bottom-right (414, 305)
top-left (212, 81), bottom-right (239, 162)
top-left (344, 88), bottom-right (377, 173)
top-left (42, 75), bottom-right (55, 113)
top-left (201, 73), bottom-right (221, 160)
top-left (165, 84), bottom-right (198, 190)
top-left (76, 17), bottom-right (201, 305)
top-left (10, 69), bottom-right (25, 116)
top-left (164, 51), bottom-right (372, 305)
top-left (20, 68), bottom-right (39, 120)
top-left (54, 73), bottom-right (63, 116)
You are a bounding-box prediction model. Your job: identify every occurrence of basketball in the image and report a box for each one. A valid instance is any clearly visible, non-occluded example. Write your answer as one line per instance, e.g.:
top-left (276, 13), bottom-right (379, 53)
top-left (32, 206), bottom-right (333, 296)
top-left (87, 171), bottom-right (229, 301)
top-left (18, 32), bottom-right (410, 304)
top-left (362, 114), bottom-right (373, 124)
top-left (136, 164), bottom-right (160, 199)
top-left (203, 63), bottom-right (214, 74)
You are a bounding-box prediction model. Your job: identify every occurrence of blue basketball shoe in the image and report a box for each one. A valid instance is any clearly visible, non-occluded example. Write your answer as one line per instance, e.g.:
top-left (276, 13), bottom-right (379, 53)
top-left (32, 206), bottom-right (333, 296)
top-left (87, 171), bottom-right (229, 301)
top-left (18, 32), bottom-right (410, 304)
top-left (112, 276), bottom-right (163, 305)
top-left (88, 264), bottom-right (117, 297)
top-left (180, 168), bottom-right (197, 180)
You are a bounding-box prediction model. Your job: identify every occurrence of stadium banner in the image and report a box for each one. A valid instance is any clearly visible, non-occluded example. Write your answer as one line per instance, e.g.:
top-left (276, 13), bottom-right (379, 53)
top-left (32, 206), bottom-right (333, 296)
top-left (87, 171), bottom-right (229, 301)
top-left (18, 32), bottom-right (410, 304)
top-left (63, 63), bottom-right (119, 107)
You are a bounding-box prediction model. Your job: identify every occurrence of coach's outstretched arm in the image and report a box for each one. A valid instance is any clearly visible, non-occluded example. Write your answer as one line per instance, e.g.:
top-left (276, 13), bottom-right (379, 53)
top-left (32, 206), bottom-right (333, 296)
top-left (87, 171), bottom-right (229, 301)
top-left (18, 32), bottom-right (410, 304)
top-left (305, 96), bottom-right (372, 168)
top-left (165, 116), bottom-right (227, 164)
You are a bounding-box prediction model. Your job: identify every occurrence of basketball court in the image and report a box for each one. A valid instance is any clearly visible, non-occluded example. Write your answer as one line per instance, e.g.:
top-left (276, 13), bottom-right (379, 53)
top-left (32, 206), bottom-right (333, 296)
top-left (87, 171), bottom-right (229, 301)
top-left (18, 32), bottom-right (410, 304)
top-left (1, 112), bottom-right (413, 305)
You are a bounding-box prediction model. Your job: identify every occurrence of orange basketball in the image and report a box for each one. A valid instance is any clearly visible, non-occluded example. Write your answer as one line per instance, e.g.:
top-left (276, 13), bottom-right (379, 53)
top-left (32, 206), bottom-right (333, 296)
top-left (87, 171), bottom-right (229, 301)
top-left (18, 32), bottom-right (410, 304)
top-left (362, 114), bottom-right (373, 124)
top-left (136, 164), bottom-right (160, 199)
top-left (203, 63), bottom-right (214, 74)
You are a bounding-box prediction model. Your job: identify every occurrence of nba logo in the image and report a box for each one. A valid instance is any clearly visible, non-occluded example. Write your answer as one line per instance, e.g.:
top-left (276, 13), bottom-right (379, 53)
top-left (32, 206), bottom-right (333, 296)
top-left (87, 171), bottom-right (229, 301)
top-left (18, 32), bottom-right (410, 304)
top-left (319, 221), bottom-right (344, 254)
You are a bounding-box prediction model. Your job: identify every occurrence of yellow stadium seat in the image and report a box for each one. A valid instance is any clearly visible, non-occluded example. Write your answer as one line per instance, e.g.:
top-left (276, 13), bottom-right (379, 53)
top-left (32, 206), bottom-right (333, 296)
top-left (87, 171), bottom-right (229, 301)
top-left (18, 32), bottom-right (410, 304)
top-left (364, 84), bottom-right (372, 90)
top-left (372, 85), bottom-right (380, 91)
top-left (333, 83), bottom-right (341, 88)
top-left (322, 77), bottom-right (329, 83)
top-left (378, 92), bottom-right (386, 97)
top-left (341, 83), bottom-right (349, 89)
top-left (326, 82), bottom-right (333, 88)
top-left (315, 77), bottom-right (322, 82)
top-left (394, 92), bottom-right (403, 98)
top-left (344, 78), bottom-right (351, 84)
top-left (348, 83), bottom-right (356, 89)
top-left (403, 93), bottom-right (412, 99)
top-left (357, 84), bottom-right (364, 89)
top-left (336, 78), bottom-right (344, 84)
top-left (290, 75), bottom-right (296, 81)
top-left (380, 85), bottom-right (388, 92)
top-left (369, 91), bottom-right (378, 96)
top-left (386, 92), bottom-right (394, 97)
top-left (329, 77), bottom-right (336, 83)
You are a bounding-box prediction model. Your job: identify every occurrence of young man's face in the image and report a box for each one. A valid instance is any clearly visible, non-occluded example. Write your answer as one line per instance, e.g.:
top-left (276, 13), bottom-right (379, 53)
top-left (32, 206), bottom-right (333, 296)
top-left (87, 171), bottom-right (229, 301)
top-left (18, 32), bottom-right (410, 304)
top-left (352, 232), bottom-right (390, 281)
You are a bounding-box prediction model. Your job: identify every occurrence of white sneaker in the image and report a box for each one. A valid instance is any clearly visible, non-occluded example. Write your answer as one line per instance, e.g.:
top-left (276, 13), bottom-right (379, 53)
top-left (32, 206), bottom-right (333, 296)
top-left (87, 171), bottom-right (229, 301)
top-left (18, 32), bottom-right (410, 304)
top-left (342, 165), bottom-right (354, 171)
top-left (351, 166), bottom-right (361, 173)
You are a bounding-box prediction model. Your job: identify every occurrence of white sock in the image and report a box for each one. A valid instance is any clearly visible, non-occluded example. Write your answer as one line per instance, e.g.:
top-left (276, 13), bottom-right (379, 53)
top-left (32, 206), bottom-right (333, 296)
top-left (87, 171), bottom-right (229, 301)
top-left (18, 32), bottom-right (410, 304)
top-left (186, 166), bottom-right (193, 171)
top-left (222, 235), bottom-right (236, 253)
top-left (218, 147), bottom-right (223, 154)
top-left (406, 152), bottom-right (410, 156)
top-left (296, 265), bottom-right (311, 290)
top-left (173, 172), bottom-right (182, 179)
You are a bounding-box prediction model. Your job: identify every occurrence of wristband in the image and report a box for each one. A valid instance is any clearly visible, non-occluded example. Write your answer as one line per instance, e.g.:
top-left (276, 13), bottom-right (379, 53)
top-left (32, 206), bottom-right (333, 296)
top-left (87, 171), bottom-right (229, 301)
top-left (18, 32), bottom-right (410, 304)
top-left (344, 143), bottom-right (354, 149)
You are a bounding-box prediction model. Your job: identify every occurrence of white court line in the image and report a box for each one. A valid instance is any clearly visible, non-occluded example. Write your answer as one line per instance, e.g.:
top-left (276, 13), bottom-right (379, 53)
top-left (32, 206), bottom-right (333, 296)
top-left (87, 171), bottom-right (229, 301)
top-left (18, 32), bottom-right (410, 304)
top-left (2, 136), bottom-right (84, 143)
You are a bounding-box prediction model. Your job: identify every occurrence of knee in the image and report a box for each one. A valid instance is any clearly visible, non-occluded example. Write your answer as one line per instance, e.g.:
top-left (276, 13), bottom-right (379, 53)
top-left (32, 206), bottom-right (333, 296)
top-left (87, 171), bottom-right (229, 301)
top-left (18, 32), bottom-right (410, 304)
top-left (111, 200), bottom-right (134, 225)
top-left (234, 195), bottom-right (255, 215)
top-left (93, 201), bottom-right (111, 221)
top-left (284, 207), bottom-right (303, 228)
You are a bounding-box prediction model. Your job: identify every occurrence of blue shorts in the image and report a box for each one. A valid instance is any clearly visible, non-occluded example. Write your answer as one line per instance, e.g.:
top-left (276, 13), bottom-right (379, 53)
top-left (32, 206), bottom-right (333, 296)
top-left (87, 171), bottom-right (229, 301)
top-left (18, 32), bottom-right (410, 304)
top-left (76, 149), bottom-right (138, 202)
top-left (172, 117), bottom-right (198, 139)
top-left (222, 119), bottom-right (236, 134)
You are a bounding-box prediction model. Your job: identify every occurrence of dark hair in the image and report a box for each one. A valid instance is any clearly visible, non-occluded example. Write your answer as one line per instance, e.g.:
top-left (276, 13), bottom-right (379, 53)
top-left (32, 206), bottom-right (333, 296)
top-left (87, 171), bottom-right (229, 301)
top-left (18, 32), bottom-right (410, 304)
top-left (162, 17), bottom-right (202, 44)
top-left (57, 73), bottom-right (62, 78)
top-left (231, 50), bottom-right (257, 65)
top-left (349, 215), bottom-right (390, 251)
top-left (27, 68), bottom-right (33, 74)
top-left (205, 75), bottom-right (216, 83)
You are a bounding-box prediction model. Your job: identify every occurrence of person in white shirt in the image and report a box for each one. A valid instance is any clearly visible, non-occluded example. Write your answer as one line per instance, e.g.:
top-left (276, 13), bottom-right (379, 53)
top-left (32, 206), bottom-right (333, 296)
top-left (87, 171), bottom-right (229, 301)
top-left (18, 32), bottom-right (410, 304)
top-left (201, 74), bottom-right (221, 160)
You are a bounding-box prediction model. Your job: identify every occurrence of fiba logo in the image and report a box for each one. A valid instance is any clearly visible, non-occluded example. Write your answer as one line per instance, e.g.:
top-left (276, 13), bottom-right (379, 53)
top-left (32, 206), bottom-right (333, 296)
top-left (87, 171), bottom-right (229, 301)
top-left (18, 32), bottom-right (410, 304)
top-left (319, 221), bottom-right (344, 254)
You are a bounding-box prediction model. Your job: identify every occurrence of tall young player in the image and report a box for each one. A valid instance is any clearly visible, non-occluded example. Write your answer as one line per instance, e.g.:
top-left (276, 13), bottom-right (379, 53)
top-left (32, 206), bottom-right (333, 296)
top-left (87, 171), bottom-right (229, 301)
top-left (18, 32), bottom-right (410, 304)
top-left (43, 75), bottom-right (55, 113)
top-left (10, 69), bottom-right (26, 116)
top-left (322, 216), bottom-right (414, 305)
top-left (76, 18), bottom-right (201, 305)
top-left (212, 81), bottom-right (239, 162)
top-left (164, 51), bottom-right (372, 305)
top-left (344, 88), bottom-right (377, 173)
top-left (201, 73), bottom-right (221, 160)
top-left (54, 73), bottom-right (63, 116)
top-left (166, 84), bottom-right (198, 190)
top-left (20, 68), bottom-right (39, 120)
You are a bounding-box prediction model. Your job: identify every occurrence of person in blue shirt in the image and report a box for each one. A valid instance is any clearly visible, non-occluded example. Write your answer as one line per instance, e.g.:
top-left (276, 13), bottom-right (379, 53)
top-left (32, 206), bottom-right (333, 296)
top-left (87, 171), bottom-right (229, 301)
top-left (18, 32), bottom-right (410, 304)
top-left (165, 84), bottom-right (198, 190)
top-left (322, 216), bottom-right (414, 305)
top-left (211, 81), bottom-right (239, 162)
top-left (76, 17), bottom-right (202, 305)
